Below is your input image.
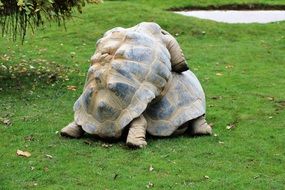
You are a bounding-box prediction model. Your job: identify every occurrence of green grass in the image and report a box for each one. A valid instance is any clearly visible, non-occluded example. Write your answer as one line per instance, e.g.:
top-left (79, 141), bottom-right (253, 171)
top-left (1, 0), bottom-right (285, 189)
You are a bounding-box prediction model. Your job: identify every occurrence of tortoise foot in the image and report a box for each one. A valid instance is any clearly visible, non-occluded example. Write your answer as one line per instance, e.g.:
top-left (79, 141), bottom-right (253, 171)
top-left (190, 116), bottom-right (212, 136)
top-left (126, 136), bottom-right (147, 148)
top-left (60, 121), bottom-right (84, 138)
top-left (126, 115), bottom-right (147, 148)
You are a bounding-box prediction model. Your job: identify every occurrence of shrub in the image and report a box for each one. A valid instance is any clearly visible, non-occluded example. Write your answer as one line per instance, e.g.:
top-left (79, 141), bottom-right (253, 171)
top-left (0, 0), bottom-right (101, 41)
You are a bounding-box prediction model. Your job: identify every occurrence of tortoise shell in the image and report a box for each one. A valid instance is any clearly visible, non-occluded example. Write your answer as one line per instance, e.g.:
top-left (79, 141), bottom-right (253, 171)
top-left (73, 22), bottom-right (173, 138)
top-left (144, 70), bottom-right (206, 136)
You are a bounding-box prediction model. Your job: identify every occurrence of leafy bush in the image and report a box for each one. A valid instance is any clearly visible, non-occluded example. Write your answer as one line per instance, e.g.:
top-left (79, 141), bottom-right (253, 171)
top-left (0, 0), bottom-right (101, 41)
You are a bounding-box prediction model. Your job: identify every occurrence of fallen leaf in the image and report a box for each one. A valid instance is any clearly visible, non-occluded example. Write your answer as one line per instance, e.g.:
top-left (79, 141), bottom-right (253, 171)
top-left (45, 154), bottom-right (53, 159)
top-left (253, 175), bottom-right (260, 179)
top-left (44, 167), bottom-right (49, 172)
top-left (102, 143), bottom-right (112, 148)
top-left (84, 140), bottom-right (92, 145)
top-left (24, 135), bottom-right (34, 141)
top-left (204, 175), bottom-right (210, 179)
top-left (149, 165), bottom-right (154, 172)
top-left (70, 52), bottom-right (76, 58)
top-left (67, 85), bottom-right (77, 91)
top-left (0, 117), bottom-right (11, 126)
top-left (226, 124), bottom-right (236, 130)
top-left (225, 65), bottom-right (234, 69)
top-left (16, 150), bottom-right (31, 157)
top-left (146, 182), bottom-right (154, 188)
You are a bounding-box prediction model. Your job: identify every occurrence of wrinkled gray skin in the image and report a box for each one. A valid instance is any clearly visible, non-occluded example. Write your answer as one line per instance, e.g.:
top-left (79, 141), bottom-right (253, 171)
top-left (61, 22), bottom-right (212, 148)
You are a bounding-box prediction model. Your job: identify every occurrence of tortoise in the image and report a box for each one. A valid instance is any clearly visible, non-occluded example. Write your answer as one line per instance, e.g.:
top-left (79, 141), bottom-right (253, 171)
top-left (61, 22), bottom-right (212, 148)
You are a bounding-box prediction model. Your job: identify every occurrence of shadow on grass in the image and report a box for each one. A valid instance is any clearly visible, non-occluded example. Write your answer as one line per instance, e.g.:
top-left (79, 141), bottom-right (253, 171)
top-left (59, 126), bottom-right (211, 150)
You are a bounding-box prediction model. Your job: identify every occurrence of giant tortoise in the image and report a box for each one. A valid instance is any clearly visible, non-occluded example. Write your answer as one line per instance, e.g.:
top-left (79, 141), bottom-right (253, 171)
top-left (61, 22), bottom-right (212, 148)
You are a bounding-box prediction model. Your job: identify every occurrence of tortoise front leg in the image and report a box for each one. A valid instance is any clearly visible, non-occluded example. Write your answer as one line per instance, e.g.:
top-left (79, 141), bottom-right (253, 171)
top-left (126, 115), bottom-right (147, 148)
top-left (60, 121), bottom-right (85, 138)
top-left (161, 29), bottom-right (189, 72)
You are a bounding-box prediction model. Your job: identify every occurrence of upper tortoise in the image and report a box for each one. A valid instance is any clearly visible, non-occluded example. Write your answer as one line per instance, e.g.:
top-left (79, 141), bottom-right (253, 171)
top-left (61, 22), bottom-right (212, 148)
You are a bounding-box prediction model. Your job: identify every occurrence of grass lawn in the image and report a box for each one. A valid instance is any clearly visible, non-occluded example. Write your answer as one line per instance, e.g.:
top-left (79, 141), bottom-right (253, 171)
top-left (1, 0), bottom-right (285, 189)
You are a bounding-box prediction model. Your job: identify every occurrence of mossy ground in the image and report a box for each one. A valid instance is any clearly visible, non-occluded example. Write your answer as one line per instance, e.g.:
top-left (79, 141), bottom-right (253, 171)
top-left (0, 0), bottom-right (285, 189)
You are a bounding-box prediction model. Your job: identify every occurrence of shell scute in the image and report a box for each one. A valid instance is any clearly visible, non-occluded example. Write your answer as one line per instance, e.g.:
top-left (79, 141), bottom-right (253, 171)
top-left (148, 98), bottom-right (174, 119)
top-left (95, 100), bottom-right (119, 122)
top-left (111, 60), bottom-right (147, 83)
top-left (146, 71), bottom-right (167, 88)
top-left (108, 82), bottom-right (136, 104)
top-left (115, 45), bottom-right (154, 63)
top-left (135, 86), bottom-right (156, 103)
top-left (125, 32), bottom-right (154, 47)
top-left (152, 61), bottom-right (171, 81)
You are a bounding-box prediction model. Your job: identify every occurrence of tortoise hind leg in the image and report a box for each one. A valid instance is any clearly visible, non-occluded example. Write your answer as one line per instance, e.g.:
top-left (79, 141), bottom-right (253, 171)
top-left (60, 121), bottom-right (85, 138)
top-left (126, 115), bottom-right (147, 148)
top-left (189, 116), bottom-right (212, 136)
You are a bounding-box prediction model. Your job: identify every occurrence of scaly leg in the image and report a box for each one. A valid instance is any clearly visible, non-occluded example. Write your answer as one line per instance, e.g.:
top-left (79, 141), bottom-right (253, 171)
top-left (161, 29), bottom-right (188, 72)
top-left (60, 121), bottom-right (85, 138)
top-left (126, 115), bottom-right (147, 148)
top-left (189, 116), bottom-right (212, 136)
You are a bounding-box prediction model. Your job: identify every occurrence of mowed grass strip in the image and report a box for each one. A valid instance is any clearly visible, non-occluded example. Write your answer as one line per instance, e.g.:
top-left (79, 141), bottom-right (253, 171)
top-left (0, 0), bottom-right (284, 189)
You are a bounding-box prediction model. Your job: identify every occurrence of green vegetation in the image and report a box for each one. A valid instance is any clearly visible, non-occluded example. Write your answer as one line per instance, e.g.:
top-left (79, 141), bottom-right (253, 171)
top-left (0, 0), bottom-right (284, 189)
top-left (0, 0), bottom-right (101, 41)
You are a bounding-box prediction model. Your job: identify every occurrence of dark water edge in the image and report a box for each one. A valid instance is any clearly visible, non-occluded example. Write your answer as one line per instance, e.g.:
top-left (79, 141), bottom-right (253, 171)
top-left (168, 3), bottom-right (285, 11)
